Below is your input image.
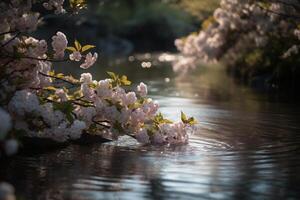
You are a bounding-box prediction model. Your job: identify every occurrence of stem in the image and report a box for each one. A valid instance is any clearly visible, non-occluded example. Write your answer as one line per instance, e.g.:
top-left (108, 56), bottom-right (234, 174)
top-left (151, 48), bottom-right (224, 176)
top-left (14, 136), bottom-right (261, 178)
top-left (23, 56), bottom-right (69, 63)
top-left (92, 119), bottom-right (111, 129)
top-left (72, 101), bottom-right (95, 107)
top-left (0, 31), bottom-right (17, 36)
top-left (257, 3), bottom-right (300, 19)
top-left (39, 71), bottom-right (79, 86)
top-left (2, 54), bottom-right (69, 63)
top-left (0, 59), bottom-right (13, 68)
top-left (269, 0), bottom-right (300, 11)
top-left (0, 32), bottom-right (21, 48)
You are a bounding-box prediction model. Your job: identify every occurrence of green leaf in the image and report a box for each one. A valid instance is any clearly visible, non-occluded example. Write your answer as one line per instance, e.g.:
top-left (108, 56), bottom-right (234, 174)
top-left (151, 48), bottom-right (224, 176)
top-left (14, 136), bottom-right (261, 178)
top-left (69, 0), bottom-right (87, 9)
top-left (181, 111), bottom-right (188, 122)
top-left (187, 117), bottom-right (197, 125)
top-left (65, 75), bottom-right (80, 84)
top-left (87, 123), bottom-right (97, 133)
top-left (120, 75), bottom-right (131, 86)
top-left (66, 46), bottom-right (77, 52)
top-left (181, 111), bottom-right (197, 125)
top-left (155, 112), bottom-right (163, 122)
top-left (53, 101), bottom-right (75, 123)
top-left (113, 121), bottom-right (124, 134)
top-left (48, 70), bottom-right (55, 76)
top-left (81, 45), bottom-right (95, 52)
top-left (128, 102), bottom-right (141, 109)
top-left (74, 40), bottom-right (81, 51)
top-left (107, 71), bottom-right (117, 80)
top-left (154, 112), bottom-right (172, 124)
top-left (56, 73), bottom-right (64, 79)
top-left (162, 119), bottom-right (173, 124)
top-left (146, 129), bottom-right (154, 136)
top-left (72, 90), bottom-right (83, 99)
top-left (66, 113), bottom-right (74, 123)
top-left (43, 86), bottom-right (57, 91)
top-left (88, 82), bottom-right (98, 89)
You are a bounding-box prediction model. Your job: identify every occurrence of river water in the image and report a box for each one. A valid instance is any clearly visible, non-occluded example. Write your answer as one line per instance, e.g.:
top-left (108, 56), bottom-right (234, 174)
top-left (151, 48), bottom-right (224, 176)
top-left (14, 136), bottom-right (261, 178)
top-left (1, 54), bottom-right (300, 200)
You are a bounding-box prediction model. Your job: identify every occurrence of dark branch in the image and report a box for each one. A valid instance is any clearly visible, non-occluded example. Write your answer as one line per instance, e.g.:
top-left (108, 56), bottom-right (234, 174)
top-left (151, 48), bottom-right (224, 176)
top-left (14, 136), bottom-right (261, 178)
top-left (39, 71), bottom-right (79, 86)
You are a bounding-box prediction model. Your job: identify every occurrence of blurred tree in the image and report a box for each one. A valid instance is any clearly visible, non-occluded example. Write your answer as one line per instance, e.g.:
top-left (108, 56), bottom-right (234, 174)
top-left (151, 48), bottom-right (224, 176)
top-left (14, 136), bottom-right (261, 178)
top-left (93, 0), bottom-right (202, 51)
top-left (38, 0), bottom-right (219, 53)
top-left (175, 0), bottom-right (220, 20)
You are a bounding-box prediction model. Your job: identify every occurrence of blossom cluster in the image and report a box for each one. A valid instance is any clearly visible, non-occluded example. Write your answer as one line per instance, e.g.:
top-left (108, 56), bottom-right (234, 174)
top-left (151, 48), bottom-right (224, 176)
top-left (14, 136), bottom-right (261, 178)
top-left (72, 72), bottom-right (195, 144)
top-left (174, 0), bottom-right (300, 72)
top-left (0, 0), bottom-right (196, 157)
top-left (43, 0), bottom-right (66, 14)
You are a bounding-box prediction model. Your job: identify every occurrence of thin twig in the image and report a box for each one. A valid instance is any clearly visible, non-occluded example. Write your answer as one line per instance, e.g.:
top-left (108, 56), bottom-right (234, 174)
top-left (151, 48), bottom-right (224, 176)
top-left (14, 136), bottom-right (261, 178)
top-left (0, 31), bottom-right (17, 36)
top-left (0, 59), bottom-right (13, 68)
top-left (92, 119), bottom-right (111, 129)
top-left (39, 71), bottom-right (79, 86)
top-left (1, 54), bottom-right (69, 63)
top-left (257, 3), bottom-right (300, 19)
top-left (72, 101), bottom-right (95, 107)
top-left (0, 32), bottom-right (21, 48)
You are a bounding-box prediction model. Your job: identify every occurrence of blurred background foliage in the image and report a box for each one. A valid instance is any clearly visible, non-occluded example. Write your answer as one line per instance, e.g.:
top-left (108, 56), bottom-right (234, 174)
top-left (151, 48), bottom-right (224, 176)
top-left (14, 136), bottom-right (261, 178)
top-left (37, 0), bottom-right (299, 91)
top-left (175, 0), bottom-right (220, 19)
top-left (38, 0), bottom-right (219, 55)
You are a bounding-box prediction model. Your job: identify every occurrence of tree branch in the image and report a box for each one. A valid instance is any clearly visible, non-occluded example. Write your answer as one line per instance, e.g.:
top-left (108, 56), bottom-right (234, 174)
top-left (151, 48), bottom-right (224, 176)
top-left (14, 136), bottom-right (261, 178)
top-left (39, 71), bottom-right (79, 86)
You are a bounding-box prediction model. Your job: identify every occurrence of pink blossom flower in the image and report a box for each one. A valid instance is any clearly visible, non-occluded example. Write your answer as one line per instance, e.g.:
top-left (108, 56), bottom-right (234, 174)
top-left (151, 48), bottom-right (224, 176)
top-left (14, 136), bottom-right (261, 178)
top-left (142, 99), bottom-right (159, 117)
top-left (80, 52), bottom-right (98, 69)
top-left (16, 13), bottom-right (39, 32)
top-left (69, 51), bottom-right (82, 61)
top-left (135, 128), bottom-right (150, 144)
top-left (80, 73), bottom-right (93, 84)
top-left (43, 0), bottom-right (66, 14)
top-left (152, 133), bottom-right (165, 145)
top-left (55, 89), bottom-right (68, 102)
top-left (137, 82), bottom-right (147, 97)
top-left (51, 32), bottom-right (68, 59)
top-left (122, 92), bottom-right (137, 106)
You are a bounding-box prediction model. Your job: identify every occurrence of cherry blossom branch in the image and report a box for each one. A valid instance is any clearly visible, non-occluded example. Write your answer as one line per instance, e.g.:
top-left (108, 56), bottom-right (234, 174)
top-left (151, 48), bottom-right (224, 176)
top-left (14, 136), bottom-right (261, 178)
top-left (0, 59), bottom-right (13, 68)
top-left (92, 119), bottom-right (111, 129)
top-left (5, 54), bottom-right (69, 63)
top-left (0, 31), bottom-right (17, 36)
top-left (38, 71), bottom-right (79, 86)
top-left (43, 97), bottom-right (93, 109)
top-left (0, 32), bottom-right (21, 48)
top-left (0, 52), bottom-right (69, 63)
top-left (257, 3), bottom-right (300, 19)
top-left (71, 101), bottom-right (94, 108)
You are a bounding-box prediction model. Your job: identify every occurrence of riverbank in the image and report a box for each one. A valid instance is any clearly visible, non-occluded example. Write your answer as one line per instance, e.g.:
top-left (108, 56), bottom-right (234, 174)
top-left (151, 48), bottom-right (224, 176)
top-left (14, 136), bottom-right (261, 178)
top-left (226, 63), bottom-right (300, 96)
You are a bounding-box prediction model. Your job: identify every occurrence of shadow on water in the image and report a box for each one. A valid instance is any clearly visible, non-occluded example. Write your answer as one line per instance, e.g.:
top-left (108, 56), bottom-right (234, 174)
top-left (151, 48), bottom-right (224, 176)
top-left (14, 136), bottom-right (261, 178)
top-left (1, 54), bottom-right (300, 200)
